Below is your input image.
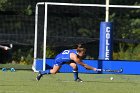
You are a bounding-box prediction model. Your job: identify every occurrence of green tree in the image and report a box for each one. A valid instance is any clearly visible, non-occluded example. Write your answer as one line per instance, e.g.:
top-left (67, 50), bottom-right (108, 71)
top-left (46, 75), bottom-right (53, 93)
top-left (0, 0), bottom-right (8, 11)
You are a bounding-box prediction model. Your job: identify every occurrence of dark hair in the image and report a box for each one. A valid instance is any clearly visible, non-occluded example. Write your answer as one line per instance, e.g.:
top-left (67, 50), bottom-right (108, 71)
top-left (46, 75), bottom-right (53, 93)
top-left (76, 44), bottom-right (86, 49)
top-left (77, 47), bottom-right (86, 53)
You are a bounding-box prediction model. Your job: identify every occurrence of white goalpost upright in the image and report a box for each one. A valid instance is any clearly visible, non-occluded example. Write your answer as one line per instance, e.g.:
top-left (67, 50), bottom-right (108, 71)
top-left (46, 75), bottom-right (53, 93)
top-left (105, 0), bottom-right (110, 22)
top-left (32, 2), bottom-right (45, 72)
top-left (33, 2), bottom-right (48, 71)
top-left (32, 2), bottom-right (140, 72)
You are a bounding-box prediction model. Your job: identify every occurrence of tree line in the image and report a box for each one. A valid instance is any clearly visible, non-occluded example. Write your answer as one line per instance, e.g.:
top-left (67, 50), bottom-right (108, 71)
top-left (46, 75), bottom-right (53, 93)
top-left (0, 0), bottom-right (140, 64)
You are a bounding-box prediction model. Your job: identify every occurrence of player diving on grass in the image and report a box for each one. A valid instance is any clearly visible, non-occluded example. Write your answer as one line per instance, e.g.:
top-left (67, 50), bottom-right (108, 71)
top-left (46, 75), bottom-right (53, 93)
top-left (36, 45), bottom-right (98, 82)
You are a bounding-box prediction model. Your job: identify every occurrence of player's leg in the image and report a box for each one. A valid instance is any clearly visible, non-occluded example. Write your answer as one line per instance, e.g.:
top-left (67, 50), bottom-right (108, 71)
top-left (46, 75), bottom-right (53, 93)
top-left (50, 65), bottom-right (61, 74)
top-left (41, 65), bottom-right (61, 74)
top-left (69, 62), bottom-right (83, 82)
top-left (36, 65), bottom-right (61, 81)
top-left (36, 56), bottom-right (63, 81)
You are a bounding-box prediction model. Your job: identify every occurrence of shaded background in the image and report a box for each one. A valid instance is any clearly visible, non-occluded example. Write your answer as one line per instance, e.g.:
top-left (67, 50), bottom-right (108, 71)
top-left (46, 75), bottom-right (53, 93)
top-left (0, 0), bottom-right (140, 64)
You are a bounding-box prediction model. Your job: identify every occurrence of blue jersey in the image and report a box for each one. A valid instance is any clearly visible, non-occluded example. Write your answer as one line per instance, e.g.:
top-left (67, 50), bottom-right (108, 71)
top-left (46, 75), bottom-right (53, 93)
top-left (54, 49), bottom-right (78, 66)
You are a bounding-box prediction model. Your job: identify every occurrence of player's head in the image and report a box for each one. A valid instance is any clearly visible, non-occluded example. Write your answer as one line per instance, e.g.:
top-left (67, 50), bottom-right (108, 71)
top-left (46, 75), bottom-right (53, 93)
top-left (77, 47), bottom-right (86, 58)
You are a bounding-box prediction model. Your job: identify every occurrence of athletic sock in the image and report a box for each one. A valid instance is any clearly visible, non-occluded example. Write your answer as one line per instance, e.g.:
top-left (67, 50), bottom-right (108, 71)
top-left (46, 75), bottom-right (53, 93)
top-left (40, 69), bottom-right (50, 75)
top-left (73, 70), bottom-right (78, 80)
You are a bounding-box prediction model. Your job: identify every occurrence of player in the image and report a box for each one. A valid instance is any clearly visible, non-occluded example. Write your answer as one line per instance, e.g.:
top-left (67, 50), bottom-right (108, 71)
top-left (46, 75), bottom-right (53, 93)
top-left (36, 45), bottom-right (97, 82)
top-left (0, 44), bottom-right (13, 50)
top-left (0, 45), bottom-right (9, 50)
top-left (0, 44), bottom-right (13, 64)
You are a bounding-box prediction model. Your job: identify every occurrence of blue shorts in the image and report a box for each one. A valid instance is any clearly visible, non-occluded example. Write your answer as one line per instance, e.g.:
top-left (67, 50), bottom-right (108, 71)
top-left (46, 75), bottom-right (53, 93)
top-left (54, 53), bottom-right (72, 66)
top-left (54, 57), bottom-right (66, 66)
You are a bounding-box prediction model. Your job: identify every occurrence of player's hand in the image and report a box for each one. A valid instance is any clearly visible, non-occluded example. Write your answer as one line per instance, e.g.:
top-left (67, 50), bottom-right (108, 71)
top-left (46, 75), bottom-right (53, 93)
top-left (4, 46), bottom-right (9, 50)
top-left (93, 68), bottom-right (97, 71)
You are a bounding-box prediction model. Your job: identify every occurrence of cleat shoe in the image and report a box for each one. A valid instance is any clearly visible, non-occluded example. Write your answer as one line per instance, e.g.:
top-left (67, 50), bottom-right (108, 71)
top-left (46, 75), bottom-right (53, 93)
top-left (36, 71), bottom-right (43, 81)
top-left (75, 78), bottom-right (83, 82)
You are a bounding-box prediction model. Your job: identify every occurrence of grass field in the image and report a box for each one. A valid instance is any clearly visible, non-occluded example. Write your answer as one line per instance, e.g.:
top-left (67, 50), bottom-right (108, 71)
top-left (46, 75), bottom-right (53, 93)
top-left (0, 71), bottom-right (140, 93)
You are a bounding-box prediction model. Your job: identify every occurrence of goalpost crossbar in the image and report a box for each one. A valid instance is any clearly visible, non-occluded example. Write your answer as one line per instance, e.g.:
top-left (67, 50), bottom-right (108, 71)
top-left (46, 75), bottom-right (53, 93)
top-left (36, 2), bottom-right (140, 9)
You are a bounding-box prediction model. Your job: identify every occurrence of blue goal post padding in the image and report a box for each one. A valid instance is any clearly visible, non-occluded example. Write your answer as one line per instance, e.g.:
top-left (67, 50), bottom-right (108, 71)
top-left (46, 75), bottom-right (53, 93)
top-left (99, 22), bottom-right (113, 60)
top-left (34, 59), bottom-right (140, 75)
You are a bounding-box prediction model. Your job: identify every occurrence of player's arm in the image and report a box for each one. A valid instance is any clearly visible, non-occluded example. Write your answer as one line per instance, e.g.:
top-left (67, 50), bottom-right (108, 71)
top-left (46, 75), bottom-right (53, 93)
top-left (70, 53), bottom-right (97, 71)
top-left (0, 45), bottom-right (9, 50)
top-left (0, 44), bottom-right (12, 50)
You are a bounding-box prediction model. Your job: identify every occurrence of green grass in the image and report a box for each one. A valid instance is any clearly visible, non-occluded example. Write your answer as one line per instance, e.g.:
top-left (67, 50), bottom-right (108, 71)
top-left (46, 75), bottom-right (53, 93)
top-left (0, 71), bottom-right (140, 93)
top-left (0, 64), bottom-right (32, 70)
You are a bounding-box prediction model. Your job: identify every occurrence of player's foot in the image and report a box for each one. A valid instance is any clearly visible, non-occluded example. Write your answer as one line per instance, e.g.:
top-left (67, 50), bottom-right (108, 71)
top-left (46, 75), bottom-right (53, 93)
top-left (75, 78), bottom-right (83, 82)
top-left (36, 71), bottom-right (43, 81)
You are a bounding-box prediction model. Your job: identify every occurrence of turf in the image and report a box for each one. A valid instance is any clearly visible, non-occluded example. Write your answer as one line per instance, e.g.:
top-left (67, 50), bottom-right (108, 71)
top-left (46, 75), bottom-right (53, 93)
top-left (0, 71), bottom-right (140, 93)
